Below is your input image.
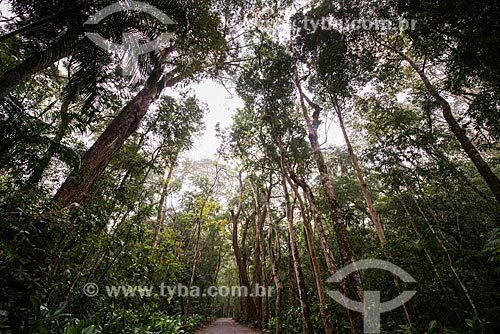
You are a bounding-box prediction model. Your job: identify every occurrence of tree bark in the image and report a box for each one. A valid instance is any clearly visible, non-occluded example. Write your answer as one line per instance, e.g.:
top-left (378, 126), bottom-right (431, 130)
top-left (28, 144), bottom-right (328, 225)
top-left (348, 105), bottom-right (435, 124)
top-left (295, 79), bottom-right (365, 306)
top-left (231, 173), bottom-right (258, 323)
top-left (261, 91), bottom-right (337, 333)
top-left (328, 96), bottom-right (415, 326)
top-left (280, 175), bottom-right (312, 334)
top-left (183, 217), bottom-right (202, 324)
top-left (250, 184), bottom-right (265, 327)
top-left (284, 170), bottom-right (334, 334)
top-left (265, 197), bottom-right (283, 334)
top-left (55, 62), bottom-right (182, 206)
top-left (152, 160), bottom-right (176, 248)
top-left (286, 230), bottom-right (296, 307)
top-left (331, 97), bottom-right (386, 245)
top-left (0, 36), bottom-right (76, 101)
top-left (292, 173), bottom-right (362, 332)
top-left (182, 162), bottom-right (221, 322)
top-left (385, 45), bottom-right (500, 205)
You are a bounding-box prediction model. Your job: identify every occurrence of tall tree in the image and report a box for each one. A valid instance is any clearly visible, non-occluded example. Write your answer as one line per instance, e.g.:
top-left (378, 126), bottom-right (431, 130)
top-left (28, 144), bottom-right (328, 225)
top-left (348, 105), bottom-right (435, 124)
top-left (55, 59), bottom-right (183, 205)
top-left (231, 171), bottom-right (258, 323)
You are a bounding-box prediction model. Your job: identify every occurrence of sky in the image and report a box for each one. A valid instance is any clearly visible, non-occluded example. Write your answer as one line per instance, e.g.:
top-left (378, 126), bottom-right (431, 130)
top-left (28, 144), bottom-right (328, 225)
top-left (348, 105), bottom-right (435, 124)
top-left (183, 80), bottom-right (244, 160)
top-left (0, 2), bottom-right (10, 21)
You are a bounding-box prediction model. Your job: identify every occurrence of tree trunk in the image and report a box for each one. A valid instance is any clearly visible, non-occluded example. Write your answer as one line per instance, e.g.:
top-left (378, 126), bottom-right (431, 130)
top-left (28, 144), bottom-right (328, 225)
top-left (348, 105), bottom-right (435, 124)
top-left (388, 47), bottom-right (500, 205)
top-left (182, 163), bottom-right (222, 321)
top-left (265, 197), bottom-right (283, 334)
top-left (260, 211), bottom-right (269, 328)
top-left (183, 217), bottom-right (202, 324)
top-left (231, 173), bottom-right (258, 323)
top-left (261, 102), bottom-right (326, 333)
top-left (332, 98), bottom-right (386, 245)
top-left (295, 80), bottom-right (365, 306)
top-left (281, 174), bottom-right (312, 334)
top-left (0, 36), bottom-right (76, 101)
top-left (55, 63), bottom-right (181, 206)
top-left (152, 162), bottom-right (176, 248)
top-left (293, 174), bottom-right (361, 333)
top-left (330, 96), bottom-right (414, 326)
top-left (285, 171), bottom-right (334, 334)
top-left (250, 184), bottom-right (265, 327)
top-left (286, 230), bottom-right (296, 307)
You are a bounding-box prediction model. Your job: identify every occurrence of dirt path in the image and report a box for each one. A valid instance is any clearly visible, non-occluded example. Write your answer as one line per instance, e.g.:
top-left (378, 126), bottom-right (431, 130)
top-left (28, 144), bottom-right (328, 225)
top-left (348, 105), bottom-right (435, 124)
top-left (196, 318), bottom-right (260, 334)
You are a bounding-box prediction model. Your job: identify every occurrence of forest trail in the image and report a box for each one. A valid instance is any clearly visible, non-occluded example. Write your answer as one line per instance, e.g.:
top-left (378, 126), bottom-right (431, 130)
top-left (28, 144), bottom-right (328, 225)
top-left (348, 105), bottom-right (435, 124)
top-left (196, 318), bottom-right (260, 334)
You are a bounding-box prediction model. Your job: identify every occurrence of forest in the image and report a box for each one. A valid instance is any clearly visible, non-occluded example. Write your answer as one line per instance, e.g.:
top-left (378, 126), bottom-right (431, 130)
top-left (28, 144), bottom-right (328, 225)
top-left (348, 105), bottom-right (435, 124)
top-left (0, 0), bottom-right (499, 333)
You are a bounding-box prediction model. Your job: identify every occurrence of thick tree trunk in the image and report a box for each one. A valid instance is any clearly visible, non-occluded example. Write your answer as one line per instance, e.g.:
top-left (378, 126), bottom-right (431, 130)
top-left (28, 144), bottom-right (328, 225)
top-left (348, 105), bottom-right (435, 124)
top-left (0, 36), bottom-right (75, 101)
top-left (55, 63), bottom-right (181, 206)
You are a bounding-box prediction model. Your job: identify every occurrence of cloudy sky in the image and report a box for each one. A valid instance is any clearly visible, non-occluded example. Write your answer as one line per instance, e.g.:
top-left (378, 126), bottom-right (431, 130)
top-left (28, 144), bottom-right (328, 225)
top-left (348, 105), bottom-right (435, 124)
top-left (183, 80), bottom-right (244, 160)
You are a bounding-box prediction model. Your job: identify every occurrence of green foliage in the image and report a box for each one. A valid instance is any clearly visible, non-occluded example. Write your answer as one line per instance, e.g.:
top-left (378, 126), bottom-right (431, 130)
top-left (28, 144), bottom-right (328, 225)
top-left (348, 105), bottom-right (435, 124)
top-left (267, 306), bottom-right (302, 334)
top-left (10, 297), bottom-right (206, 334)
top-left (395, 320), bottom-right (438, 334)
top-left (482, 229), bottom-right (500, 274)
top-left (445, 307), bottom-right (500, 334)
top-left (90, 308), bottom-right (205, 334)
top-left (26, 296), bottom-right (95, 334)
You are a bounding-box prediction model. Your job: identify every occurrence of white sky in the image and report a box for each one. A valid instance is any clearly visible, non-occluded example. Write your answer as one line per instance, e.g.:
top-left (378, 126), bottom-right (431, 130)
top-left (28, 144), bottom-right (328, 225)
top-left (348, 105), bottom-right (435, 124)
top-left (183, 80), bottom-right (344, 161)
top-left (184, 80), bottom-right (244, 160)
top-left (0, 2), bottom-right (9, 14)
top-left (0, 2), bottom-right (11, 22)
